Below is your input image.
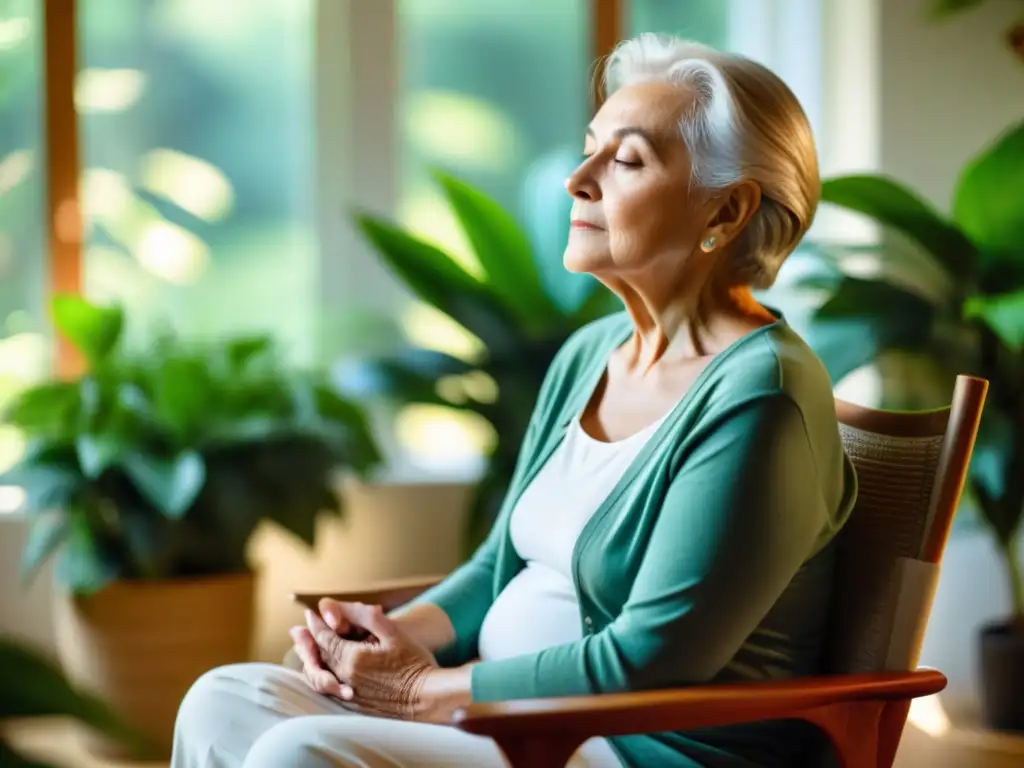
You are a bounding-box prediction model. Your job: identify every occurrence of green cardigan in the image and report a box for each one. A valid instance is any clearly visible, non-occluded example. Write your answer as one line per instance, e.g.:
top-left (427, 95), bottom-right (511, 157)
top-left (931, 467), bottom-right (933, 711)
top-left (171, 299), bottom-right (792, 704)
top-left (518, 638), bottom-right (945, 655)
top-left (413, 311), bottom-right (858, 767)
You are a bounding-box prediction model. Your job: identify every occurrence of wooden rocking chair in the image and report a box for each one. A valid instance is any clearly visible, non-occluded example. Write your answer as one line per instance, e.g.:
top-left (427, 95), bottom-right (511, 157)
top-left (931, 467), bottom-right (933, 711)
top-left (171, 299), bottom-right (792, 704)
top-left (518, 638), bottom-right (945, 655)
top-left (292, 375), bottom-right (988, 767)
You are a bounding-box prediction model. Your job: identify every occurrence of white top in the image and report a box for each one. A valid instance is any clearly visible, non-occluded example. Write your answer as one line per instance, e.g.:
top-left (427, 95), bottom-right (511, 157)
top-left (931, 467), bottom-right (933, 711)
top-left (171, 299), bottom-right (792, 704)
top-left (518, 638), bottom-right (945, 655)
top-left (477, 410), bottom-right (666, 661)
top-left (476, 413), bottom-right (665, 768)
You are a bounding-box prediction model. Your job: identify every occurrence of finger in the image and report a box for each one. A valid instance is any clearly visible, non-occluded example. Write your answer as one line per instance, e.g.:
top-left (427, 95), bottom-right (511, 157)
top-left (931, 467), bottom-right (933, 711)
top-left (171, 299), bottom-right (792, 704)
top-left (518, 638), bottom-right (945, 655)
top-left (330, 602), bottom-right (398, 644)
top-left (289, 626), bottom-right (322, 667)
top-left (289, 627), bottom-right (343, 697)
top-left (317, 598), bottom-right (353, 635)
top-left (305, 609), bottom-right (351, 671)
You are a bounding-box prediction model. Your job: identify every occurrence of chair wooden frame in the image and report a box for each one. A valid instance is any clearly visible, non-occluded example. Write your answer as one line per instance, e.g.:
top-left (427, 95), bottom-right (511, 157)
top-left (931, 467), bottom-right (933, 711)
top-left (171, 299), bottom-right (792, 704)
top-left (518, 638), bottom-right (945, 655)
top-left (293, 375), bottom-right (988, 767)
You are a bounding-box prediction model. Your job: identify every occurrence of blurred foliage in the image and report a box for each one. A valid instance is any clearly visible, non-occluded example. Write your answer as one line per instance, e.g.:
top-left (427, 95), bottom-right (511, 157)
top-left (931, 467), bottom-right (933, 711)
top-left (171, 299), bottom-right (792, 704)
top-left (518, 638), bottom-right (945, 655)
top-left (0, 296), bottom-right (381, 596)
top-left (0, 634), bottom-right (146, 766)
top-left (793, 121), bottom-right (1024, 621)
top-left (339, 170), bottom-right (621, 553)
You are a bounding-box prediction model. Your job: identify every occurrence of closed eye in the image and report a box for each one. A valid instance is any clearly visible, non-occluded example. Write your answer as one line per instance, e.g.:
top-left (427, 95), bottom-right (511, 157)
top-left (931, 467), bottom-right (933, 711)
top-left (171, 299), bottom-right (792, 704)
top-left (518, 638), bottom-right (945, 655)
top-left (615, 158), bottom-right (642, 168)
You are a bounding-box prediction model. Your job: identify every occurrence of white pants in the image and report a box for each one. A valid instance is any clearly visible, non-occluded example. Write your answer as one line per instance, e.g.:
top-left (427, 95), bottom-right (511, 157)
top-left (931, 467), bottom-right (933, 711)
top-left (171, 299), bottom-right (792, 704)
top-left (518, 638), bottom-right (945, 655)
top-left (171, 663), bottom-right (623, 768)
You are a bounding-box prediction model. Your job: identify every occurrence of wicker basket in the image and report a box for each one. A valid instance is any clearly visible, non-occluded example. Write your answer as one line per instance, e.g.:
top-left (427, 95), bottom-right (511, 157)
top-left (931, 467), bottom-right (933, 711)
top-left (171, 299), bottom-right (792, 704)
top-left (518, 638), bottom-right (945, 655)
top-left (52, 571), bottom-right (255, 759)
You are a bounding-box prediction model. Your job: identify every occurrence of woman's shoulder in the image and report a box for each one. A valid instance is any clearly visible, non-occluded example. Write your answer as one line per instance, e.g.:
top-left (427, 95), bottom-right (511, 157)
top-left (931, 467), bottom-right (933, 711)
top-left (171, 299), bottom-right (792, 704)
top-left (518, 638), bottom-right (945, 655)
top-left (709, 319), bottom-right (836, 417)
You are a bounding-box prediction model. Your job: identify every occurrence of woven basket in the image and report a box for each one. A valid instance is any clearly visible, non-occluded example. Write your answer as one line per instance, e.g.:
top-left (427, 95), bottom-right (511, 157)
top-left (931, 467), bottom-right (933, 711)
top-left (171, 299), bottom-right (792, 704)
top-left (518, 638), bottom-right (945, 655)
top-left (52, 571), bottom-right (255, 759)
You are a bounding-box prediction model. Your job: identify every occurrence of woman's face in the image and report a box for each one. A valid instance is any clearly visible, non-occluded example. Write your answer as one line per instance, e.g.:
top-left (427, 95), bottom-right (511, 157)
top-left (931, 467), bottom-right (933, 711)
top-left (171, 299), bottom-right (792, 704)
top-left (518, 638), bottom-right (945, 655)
top-left (563, 81), bottom-right (715, 281)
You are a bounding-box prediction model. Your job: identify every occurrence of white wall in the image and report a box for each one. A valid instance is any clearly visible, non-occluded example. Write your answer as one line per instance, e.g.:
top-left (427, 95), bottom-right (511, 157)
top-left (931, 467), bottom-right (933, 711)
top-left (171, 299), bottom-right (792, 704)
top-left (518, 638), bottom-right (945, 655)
top-left (879, 0), bottom-right (1023, 212)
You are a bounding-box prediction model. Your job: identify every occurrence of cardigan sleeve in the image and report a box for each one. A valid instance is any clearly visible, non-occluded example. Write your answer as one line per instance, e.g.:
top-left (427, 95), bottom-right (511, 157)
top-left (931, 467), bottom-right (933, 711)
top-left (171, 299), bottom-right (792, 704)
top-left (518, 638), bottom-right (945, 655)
top-left (469, 392), bottom-right (842, 701)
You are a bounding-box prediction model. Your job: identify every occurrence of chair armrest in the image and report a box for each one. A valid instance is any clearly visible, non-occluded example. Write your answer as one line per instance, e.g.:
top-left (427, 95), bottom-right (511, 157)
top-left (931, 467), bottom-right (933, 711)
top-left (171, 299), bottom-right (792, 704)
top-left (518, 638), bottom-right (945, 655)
top-left (291, 574), bottom-right (445, 613)
top-left (453, 668), bottom-right (946, 741)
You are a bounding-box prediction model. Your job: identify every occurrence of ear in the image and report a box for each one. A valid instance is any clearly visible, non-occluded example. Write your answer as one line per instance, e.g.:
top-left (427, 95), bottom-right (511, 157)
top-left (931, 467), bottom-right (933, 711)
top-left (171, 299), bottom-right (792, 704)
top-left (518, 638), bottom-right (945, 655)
top-left (700, 181), bottom-right (762, 251)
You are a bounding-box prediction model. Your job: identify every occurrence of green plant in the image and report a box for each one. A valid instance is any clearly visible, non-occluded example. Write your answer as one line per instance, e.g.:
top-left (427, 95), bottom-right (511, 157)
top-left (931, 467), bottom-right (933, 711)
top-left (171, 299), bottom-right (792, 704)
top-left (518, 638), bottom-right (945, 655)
top-left (791, 120), bottom-right (1024, 627)
top-left (339, 169), bottom-right (620, 551)
top-left (0, 296), bottom-right (382, 595)
top-left (0, 634), bottom-right (146, 766)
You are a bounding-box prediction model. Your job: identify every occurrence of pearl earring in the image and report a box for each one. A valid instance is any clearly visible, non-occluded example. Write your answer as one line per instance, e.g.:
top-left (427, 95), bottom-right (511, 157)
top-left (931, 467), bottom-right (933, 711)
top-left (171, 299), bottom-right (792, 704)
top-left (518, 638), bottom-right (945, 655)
top-left (701, 236), bottom-right (717, 251)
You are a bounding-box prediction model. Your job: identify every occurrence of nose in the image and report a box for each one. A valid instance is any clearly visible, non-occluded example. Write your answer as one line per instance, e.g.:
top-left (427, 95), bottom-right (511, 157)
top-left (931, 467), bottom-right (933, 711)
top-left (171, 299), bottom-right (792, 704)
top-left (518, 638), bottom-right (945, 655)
top-left (565, 158), bottom-right (601, 202)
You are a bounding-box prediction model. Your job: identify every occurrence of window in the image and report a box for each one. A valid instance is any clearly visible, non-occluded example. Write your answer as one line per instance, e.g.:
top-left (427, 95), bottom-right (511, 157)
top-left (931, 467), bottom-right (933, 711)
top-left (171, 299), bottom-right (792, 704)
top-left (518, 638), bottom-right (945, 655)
top-left (0, 0), bottom-right (46, 510)
top-left (393, 0), bottom-right (592, 476)
top-left (79, 0), bottom-right (320, 363)
top-left (628, 0), bottom-right (729, 43)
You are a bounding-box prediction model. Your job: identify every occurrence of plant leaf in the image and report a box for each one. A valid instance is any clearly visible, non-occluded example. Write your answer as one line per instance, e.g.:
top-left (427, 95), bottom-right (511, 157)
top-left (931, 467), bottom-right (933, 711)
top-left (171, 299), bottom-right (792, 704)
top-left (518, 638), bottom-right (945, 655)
top-left (431, 169), bottom-right (562, 333)
top-left (75, 433), bottom-right (122, 479)
top-left (50, 295), bottom-right (124, 366)
top-left (55, 508), bottom-right (120, 596)
top-left (152, 354), bottom-right (211, 445)
top-left (121, 450), bottom-right (206, 519)
top-left (821, 175), bottom-right (977, 279)
top-left (953, 121), bottom-right (1024, 273)
top-left (0, 635), bottom-right (145, 753)
top-left (19, 511), bottom-right (69, 586)
top-left (312, 384), bottom-right (382, 472)
top-left (0, 448), bottom-right (83, 518)
top-left (808, 277), bottom-right (938, 382)
top-left (964, 289), bottom-right (1024, 351)
top-left (569, 282), bottom-right (622, 326)
top-left (353, 214), bottom-right (522, 353)
top-left (2, 382), bottom-right (79, 435)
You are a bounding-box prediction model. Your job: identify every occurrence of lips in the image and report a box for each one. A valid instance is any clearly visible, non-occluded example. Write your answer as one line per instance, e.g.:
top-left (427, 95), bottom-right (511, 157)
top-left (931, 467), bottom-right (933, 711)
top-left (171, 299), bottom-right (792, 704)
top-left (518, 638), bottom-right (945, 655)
top-left (570, 220), bottom-right (602, 230)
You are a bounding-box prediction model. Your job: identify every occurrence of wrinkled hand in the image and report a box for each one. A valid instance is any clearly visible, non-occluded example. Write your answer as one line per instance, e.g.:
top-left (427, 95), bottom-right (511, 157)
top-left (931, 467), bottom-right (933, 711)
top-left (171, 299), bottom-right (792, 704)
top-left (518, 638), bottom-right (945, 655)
top-left (290, 600), bottom-right (438, 720)
top-left (289, 598), bottom-right (377, 700)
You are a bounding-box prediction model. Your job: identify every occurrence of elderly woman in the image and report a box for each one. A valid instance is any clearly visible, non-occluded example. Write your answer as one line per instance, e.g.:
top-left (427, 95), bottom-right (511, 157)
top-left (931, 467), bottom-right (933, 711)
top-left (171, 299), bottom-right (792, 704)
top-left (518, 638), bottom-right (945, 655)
top-left (172, 33), bottom-right (856, 768)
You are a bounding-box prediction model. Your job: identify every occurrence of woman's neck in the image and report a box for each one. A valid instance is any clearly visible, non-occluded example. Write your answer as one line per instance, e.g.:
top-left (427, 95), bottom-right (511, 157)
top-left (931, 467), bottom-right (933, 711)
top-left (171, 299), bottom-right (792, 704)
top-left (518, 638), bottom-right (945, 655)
top-left (618, 281), bottom-right (774, 373)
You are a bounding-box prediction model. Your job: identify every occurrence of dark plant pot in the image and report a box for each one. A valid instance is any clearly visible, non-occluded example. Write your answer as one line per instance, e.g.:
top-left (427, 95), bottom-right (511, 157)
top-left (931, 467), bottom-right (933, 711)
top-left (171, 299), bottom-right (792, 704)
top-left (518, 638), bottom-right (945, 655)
top-left (979, 619), bottom-right (1024, 732)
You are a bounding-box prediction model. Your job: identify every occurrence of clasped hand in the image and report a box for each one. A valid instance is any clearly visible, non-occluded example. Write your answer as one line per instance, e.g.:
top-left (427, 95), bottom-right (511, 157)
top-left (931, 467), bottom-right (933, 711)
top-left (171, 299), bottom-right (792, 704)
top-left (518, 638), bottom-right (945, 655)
top-left (289, 599), bottom-right (438, 721)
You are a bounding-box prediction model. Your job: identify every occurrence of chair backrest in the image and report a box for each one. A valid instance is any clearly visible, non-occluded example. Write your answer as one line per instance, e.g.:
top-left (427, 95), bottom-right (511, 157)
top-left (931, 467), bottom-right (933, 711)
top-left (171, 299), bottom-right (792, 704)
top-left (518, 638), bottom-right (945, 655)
top-left (825, 375), bottom-right (988, 675)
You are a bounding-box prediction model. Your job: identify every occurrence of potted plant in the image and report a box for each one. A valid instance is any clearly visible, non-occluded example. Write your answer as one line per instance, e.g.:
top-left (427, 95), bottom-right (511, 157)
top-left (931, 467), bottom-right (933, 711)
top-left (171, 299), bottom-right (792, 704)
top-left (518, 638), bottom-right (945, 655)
top-left (339, 169), bottom-right (620, 551)
top-left (0, 295), bottom-right (382, 757)
top-left (0, 634), bottom-right (145, 766)
top-left (787, 120), bottom-right (1024, 730)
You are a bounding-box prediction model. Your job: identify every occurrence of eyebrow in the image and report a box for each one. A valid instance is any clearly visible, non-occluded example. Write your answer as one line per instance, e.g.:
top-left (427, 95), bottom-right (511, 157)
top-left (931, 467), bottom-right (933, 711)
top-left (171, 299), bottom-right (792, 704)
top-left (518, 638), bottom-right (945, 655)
top-left (585, 126), bottom-right (658, 145)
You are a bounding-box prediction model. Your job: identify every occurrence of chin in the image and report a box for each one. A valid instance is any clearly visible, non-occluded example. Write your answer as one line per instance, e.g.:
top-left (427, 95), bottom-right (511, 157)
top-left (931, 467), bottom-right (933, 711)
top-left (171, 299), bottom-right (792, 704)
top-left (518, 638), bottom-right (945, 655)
top-left (562, 246), bottom-right (610, 275)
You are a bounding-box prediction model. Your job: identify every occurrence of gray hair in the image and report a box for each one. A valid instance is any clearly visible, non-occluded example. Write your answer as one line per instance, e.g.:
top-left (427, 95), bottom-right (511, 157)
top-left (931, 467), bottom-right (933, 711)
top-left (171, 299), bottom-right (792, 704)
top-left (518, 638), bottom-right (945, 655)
top-left (603, 33), bottom-right (820, 288)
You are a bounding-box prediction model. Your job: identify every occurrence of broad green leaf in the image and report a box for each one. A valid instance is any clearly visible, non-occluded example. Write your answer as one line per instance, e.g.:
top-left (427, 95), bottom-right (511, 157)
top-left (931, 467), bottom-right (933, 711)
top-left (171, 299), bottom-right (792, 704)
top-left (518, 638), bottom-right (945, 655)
top-left (964, 289), bottom-right (1024, 351)
top-left (953, 121), bottom-right (1024, 269)
top-left (821, 175), bottom-right (977, 279)
top-left (51, 295), bottom-right (124, 366)
top-left (809, 277), bottom-right (938, 382)
top-left (55, 508), bottom-right (119, 596)
top-left (76, 433), bottom-right (123, 478)
top-left (312, 384), bottom-right (382, 472)
top-left (0, 450), bottom-right (83, 518)
top-left (432, 169), bottom-right (561, 333)
top-left (0, 636), bottom-right (145, 752)
top-left (153, 354), bottom-right (210, 444)
top-left (19, 511), bottom-right (68, 585)
top-left (354, 214), bottom-right (522, 352)
top-left (817, 276), bottom-right (937, 323)
top-left (224, 334), bottom-right (273, 372)
top-left (2, 382), bottom-right (78, 435)
top-left (569, 282), bottom-right (622, 326)
top-left (122, 450), bottom-right (206, 519)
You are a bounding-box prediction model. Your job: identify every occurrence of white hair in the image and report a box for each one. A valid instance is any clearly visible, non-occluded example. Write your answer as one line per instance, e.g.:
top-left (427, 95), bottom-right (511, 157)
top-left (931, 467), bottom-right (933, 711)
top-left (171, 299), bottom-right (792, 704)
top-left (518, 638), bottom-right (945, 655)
top-left (603, 33), bottom-right (820, 288)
